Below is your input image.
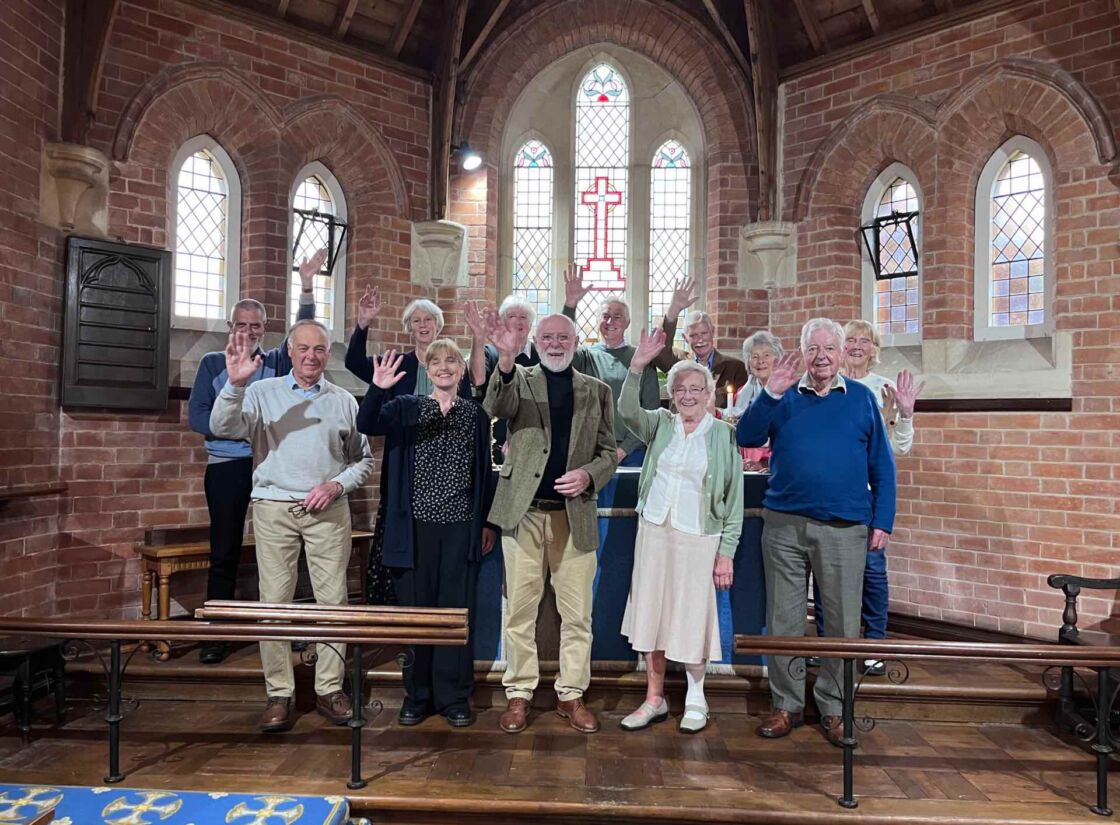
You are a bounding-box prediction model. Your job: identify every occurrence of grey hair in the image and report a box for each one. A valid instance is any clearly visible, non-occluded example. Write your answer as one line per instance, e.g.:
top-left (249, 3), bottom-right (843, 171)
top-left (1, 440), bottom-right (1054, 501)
top-left (843, 319), bottom-right (881, 367)
top-left (499, 294), bottom-right (537, 329)
top-left (683, 309), bottom-right (713, 332)
top-left (800, 317), bottom-right (845, 353)
top-left (666, 359), bottom-right (716, 397)
top-left (230, 298), bottom-right (266, 322)
top-left (401, 298), bottom-right (445, 335)
top-left (598, 295), bottom-right (631, 323)
top-left (742, 330), bottom-right (784, 363)
top-left (287, 318), bottom-right (331, 344)
top-left (535, 312), bottom-right (578, 337)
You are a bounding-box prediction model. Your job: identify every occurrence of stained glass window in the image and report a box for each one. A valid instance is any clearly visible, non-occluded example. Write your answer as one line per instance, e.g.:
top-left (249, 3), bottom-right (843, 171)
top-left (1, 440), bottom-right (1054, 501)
top-left (512, 140), bottom-right (554, 318)
top-left (574, 63), bottom-right (629, 343)
top-left (873, 178), bottom-right (920, 336)
top-left (649, 140), bottom-right (690, 341)
top-left (174, 149), bottom-right (228, 319)
top-left (290, 175), bottom-right (336, 328)
top-left (990, 151), bottom-right (1045, 327)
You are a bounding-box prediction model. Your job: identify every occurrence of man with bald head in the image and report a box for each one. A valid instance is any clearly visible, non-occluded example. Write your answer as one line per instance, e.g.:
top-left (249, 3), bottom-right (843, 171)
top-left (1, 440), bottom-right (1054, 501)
top-left (211, 319), bottom-right (374, 734)
top-left (483, 311), bottom-right (618, 734)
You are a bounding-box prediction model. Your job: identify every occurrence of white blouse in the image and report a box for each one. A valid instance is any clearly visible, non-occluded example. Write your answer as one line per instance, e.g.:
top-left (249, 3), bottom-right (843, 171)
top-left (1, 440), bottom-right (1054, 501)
top-left (641, 413), bottom-right (715, 536)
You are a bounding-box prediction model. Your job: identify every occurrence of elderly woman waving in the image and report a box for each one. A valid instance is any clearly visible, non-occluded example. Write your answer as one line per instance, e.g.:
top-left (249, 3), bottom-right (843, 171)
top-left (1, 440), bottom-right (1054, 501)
top-left (617, 328), bottom-right (743, 734)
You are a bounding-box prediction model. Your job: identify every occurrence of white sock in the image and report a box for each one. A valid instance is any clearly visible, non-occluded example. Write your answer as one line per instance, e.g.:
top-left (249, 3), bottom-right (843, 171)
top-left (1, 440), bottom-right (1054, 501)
top-left (684, 662), bottom-right (707, 715)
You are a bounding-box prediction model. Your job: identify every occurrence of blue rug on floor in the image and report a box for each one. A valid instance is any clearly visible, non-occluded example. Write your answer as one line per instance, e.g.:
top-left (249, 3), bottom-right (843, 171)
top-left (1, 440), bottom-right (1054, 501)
top-left (0, 784), bottom-right (350, 824)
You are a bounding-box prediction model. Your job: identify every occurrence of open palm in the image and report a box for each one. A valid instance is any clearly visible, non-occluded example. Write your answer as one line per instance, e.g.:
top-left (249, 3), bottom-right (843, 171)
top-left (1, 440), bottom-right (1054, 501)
top-left (766, 352), bottom-right (803, 395)
top-left (225, 330), bottom-right (262, 386)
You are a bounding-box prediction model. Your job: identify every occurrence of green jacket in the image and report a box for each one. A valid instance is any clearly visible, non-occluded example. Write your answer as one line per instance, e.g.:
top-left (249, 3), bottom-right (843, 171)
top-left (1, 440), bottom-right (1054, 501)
top-left (483, 363), bottom-right (619, 551)
top-left (619, 370), bottom-right (744, 558)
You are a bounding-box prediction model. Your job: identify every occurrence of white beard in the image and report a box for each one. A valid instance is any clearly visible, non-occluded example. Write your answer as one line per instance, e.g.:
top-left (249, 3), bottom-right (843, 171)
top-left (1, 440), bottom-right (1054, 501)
top-left (540, 351), bottom-right (575, 372)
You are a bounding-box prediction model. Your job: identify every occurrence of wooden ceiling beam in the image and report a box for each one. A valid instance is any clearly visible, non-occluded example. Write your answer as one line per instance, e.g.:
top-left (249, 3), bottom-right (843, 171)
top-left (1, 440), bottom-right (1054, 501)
top-left (861, 0), bottom-right (883, 34)
top-left (276, 0), bottom-right (290, 17)
top-left (333, 0), bottom-right (360, 39)
top-left (459, 0), bottom-right (512, 74)
top-left (61, 0), bottom-right (120, 144)
top-left (744, 0), bottom-right (778, 222)
top-left (431, 0), bottom-right (469, 220)
top-left (389, 0), bottom-right (424, 58)
top-left (792, 0), bottom-right (829, 54)
top-left (701, 0), bottom-right (753, 81)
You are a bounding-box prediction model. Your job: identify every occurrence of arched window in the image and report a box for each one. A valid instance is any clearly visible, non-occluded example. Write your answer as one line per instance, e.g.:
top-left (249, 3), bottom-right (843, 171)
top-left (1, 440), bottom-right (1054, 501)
top-left (290, 162), bottom-right (347, 338)
top-left (512, 139), bottom-right (554, 318)
top-left (974, 137), bottom-right (1053, 341)
top-left (860, 164), bottom-right (921, 346)
top-left (573, 62), bottom-right (630, 342)
top-left (649, 139), bottom-right (691, 340)
top-left (171, 135), bottom-right (241, 326)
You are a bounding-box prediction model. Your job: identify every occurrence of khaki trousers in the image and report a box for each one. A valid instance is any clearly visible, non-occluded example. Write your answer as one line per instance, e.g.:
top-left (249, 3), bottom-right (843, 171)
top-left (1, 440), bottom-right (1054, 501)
top-left (252, 497), bottom-right (352, 698)
top-left (502, 508), bottom-right (597, 702)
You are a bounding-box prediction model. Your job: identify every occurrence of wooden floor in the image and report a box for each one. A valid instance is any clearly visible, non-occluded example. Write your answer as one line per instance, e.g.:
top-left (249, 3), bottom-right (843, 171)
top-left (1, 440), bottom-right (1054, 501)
top-left (1, 688), bottom-right (1116, 823)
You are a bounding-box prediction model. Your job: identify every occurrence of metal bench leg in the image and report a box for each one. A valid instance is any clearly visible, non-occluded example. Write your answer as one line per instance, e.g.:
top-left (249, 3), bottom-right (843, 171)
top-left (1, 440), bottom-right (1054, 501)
top-left (347, 643), bottom-right (367, 790)
top-left (1092, 666), bottom-right (1114, 816)
top-left (839, 657), bottom-right (858, 809)
top-left (105, 640), bottom-right (123, 784)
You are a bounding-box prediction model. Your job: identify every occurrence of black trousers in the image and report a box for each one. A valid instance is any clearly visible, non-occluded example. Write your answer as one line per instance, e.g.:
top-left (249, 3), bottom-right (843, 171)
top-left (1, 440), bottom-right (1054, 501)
top-left (203, 458), bottom-right (254, 601)
top-left (391, 521), bottom-right (477, 714)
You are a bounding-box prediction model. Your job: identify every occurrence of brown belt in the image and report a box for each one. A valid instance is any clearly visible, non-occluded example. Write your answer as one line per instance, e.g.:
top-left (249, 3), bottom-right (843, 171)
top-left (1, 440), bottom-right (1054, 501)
top-left (530, 498), bottom-right (565, 512)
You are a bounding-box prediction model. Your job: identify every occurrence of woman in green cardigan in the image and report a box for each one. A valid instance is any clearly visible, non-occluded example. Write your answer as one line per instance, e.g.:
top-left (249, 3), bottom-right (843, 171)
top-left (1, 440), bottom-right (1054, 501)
top-left (617, 328), bottom-right (743, 734)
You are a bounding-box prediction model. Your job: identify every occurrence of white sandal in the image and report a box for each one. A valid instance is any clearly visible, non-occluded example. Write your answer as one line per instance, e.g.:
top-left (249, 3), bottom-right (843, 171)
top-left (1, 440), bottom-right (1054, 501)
top-left (679, 703), bottom-right (709, 734)
top-left (620, 698), bottom-right (669, 731)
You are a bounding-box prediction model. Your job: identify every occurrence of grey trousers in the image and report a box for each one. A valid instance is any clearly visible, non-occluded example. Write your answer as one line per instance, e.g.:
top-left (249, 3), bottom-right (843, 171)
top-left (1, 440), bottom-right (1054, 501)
top-left (762, 508), bottom-right (867, 718)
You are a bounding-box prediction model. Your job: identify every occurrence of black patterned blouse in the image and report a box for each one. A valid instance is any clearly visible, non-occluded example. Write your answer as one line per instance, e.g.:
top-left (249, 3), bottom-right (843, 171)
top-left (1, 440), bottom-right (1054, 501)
top-left (411, 396), bottom-right (477, 523)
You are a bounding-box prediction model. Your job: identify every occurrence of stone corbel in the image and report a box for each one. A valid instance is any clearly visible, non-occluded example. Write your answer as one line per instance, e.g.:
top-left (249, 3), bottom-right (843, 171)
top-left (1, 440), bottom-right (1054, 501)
top-left (410, 219), bottom-right (469, 289)
top-left (40, 142), bottom-right (109, 235)
top-left (738, 221), bottom-right (797, 292)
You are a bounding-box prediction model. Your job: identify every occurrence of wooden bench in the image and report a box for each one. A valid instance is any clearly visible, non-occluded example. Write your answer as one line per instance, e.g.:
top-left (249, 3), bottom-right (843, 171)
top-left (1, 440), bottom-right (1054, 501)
top-left (139, 526), bottom-right (374, 659)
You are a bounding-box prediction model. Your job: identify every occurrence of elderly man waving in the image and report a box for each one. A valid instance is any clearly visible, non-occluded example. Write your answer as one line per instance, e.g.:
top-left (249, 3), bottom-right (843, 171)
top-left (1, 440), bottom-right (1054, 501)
top-left (737, 317), bottom-right (895, 747)
top-left (483, 311), bottom-right (618, 735)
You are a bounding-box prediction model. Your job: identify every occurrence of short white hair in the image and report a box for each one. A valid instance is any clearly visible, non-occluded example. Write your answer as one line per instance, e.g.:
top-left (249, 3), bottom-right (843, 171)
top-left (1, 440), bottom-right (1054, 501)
top-left (742, 330), bottom-right (784, 363)
top-left (287, 318), bottom-right (331, 345)
top-left (666, 360), bottom-right (715, 396)
top-left (230, 298), bottom-right (266, 323)
top-left (535, 312), bottom-right (578, 337)
top-left (800, 317), bottom-right (845, 353)
top-left (683, 310), bottom-right (713, 332)
top-left (499, 294), bottom-right (537, 329)
top-left (599, 296), bottom-right (630, 323)
top-left (843, 319), bottom-right (880, 367)
top-left (401, 298), bottom-right (445, 334)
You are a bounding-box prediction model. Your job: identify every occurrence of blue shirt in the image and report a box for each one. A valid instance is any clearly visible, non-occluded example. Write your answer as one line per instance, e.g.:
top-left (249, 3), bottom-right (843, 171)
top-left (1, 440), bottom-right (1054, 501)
top-left (736, 376), bottom-right (896, 532)
top-left (287, 370), bottom-right (321, 399)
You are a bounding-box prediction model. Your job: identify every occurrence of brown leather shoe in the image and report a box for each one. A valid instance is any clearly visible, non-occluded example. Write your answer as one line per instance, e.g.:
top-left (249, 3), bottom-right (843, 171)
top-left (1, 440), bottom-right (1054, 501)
top-left (756, 708), bottom-right (804, 738)
top-left (821, 715), bottom-right (848, 747)
top-left (260, 696), bottom-right (293, 733)
top-left (316, 691), bottom-right (352, 726)
top-left (556, 698), bottom-right (599, 733)
top-left (499, 698), bottom-right (530, 733)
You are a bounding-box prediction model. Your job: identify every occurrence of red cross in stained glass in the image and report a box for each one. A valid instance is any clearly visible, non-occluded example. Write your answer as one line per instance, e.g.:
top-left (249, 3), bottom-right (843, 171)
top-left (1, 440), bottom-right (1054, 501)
top-left (580, 176), bottom-right (624, 288)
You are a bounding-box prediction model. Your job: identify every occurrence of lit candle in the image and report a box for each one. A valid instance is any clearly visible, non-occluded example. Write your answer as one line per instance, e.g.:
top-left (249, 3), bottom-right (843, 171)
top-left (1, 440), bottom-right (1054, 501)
top-left (725, 384), bottom-right (735, 412)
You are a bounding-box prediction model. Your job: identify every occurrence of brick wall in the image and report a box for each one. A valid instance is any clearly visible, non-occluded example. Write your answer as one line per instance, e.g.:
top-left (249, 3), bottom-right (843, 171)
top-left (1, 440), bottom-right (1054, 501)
top-left (0, 0), bottom-right (65, 615)
top-left (778, 0), bottom-right (1120, 639)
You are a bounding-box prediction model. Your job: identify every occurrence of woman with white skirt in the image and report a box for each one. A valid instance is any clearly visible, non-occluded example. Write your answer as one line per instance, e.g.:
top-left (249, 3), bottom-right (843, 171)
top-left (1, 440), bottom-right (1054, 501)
top-left (617, 329), bottom-right (743, 733)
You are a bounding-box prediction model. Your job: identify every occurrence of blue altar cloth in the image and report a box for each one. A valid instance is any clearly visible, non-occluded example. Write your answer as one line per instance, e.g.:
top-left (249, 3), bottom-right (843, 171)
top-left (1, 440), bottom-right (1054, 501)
top-left (473, 469), bottom-right (769, 667)
top-left (0, 784), bottom-right (350, 824)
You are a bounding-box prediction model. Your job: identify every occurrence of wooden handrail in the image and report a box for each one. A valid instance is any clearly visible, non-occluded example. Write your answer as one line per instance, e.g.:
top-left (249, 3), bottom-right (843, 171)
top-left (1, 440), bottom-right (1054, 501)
top-left (195, 600), bottom-right (467, 627)
top-left (734, 635), bottom-right (1120, 667)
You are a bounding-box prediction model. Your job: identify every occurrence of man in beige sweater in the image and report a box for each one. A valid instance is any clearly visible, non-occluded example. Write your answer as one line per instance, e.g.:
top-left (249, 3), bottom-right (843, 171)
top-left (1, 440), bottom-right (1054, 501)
top-left (211, 319), bottom-right (373, 733)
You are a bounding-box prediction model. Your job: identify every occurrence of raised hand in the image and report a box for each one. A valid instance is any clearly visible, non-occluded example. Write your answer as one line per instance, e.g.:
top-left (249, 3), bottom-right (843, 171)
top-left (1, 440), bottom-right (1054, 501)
top-left (766, 351), bottom-right (804, 396)
top-left (356, 285), bottom-right (381, 330)
top-left (881, 384), bottom-right (899, 427)
top-left (371, 349), bottom-right (407, 390)
top-left (666, 275), bottom-right (698, 318)
top-left (631, 328), bottom-right (665, 371)
top-left (563, 262), bottom-right (591, 308)
top-left (224, 329), bottom-right (262, 387)
top-left (893, 369), bottom-right (925, 419)
top-left (488, 313), bottom-right (522, 357)
top-left (464, 300), bottom-right (489, 338)
top-left (298, 248), bottom-right (328, 290)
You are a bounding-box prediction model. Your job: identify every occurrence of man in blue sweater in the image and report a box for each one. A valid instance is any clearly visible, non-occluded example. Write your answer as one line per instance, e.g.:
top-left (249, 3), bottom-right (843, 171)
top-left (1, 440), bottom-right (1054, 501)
top-left (737, 317), bottom-right (896, 746)
top-left (187, 249), bottom-right (325, 664)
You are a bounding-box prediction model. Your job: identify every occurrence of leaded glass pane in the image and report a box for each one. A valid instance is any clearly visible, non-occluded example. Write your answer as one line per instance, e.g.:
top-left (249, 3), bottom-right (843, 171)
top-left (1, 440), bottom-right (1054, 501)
top-left (649, 140), bottom-right (690, 344)
top-left (291, 176), bottom-right (335, 328)
top-left (873, 177), bottom-right (920, 336)
top-left (174, 149), bottom-right (228, 319)
top-left (513, 141), bottom-right (554, 319)
top-left (574, 63), bottom-right (629, 343)
top-left (990, 151), bottom-right (1045, 327)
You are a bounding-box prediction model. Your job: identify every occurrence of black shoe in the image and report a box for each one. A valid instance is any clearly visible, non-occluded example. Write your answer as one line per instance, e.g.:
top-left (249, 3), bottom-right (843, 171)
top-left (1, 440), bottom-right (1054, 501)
top-left (291, 641), bottom-right (309, 653)
top-left (199, 642), bottom-right (227, 665)
top-left (445, 707), bottom-right (474, 728)
top-left (806, 656), bottom-right (822, 668)
top-left (398, 706), bottom-right (432, 726)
